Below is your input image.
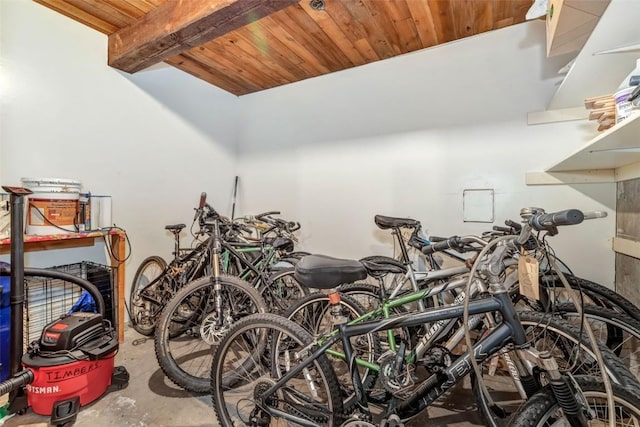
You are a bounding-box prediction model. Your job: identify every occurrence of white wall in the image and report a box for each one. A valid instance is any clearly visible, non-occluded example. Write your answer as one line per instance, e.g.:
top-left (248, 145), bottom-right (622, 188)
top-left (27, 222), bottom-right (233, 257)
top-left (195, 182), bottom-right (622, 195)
top-left (236, 21), bottom-right (616, 286)
top-left (0, 2), bottom-right (617, 291)
top-left (0, 1), bottom-right (239, 283)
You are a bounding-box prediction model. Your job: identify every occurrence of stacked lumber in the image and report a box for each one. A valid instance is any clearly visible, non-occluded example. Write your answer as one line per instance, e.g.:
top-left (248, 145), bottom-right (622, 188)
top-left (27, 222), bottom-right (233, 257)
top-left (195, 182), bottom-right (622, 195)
top-left (585, 94), bottom-right (615, 131)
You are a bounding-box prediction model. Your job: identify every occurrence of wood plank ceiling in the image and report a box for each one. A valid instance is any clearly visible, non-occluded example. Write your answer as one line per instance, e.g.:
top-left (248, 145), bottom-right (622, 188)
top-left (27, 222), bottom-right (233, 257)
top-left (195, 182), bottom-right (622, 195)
top-left (35, 0), bottom-right (532, 96)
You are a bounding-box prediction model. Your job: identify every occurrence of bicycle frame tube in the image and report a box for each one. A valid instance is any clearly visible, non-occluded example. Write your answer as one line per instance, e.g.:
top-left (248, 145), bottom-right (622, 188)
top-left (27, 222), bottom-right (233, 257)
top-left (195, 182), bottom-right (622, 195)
top-left (262, 291), bottom-right (526, 424)
top-left (220, 241), bottom-right (273, 282)
top-left (339, 275), bottom-right (476, 354)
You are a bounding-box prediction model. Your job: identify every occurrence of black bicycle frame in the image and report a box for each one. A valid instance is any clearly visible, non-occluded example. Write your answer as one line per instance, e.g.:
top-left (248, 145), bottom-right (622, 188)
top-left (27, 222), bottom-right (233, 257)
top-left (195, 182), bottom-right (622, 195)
top-left (221, 240), bottom-right (277, 285)
top-left (138, 238), bottom-right (212, 307)
top-left (263, 291), bottom-right (527, 425)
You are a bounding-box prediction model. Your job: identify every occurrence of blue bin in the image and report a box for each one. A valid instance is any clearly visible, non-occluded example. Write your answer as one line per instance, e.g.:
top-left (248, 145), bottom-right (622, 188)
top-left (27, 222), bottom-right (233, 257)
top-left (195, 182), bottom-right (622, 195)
top-left (0, 270), bottom-right (9, 382)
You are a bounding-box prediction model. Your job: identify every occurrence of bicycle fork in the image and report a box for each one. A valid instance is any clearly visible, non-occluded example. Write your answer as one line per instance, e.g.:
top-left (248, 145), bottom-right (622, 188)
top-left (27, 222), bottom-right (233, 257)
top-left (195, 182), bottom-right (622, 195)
top-left (211, 221), bottom-right (224, 327)
top-left (517, 348), bottom-right (589, 427)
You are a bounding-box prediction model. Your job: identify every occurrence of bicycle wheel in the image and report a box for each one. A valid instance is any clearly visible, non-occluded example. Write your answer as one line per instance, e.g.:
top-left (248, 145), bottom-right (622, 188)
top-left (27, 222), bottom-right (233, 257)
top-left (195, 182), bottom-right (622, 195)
top-left (473, 311), bottom-right (639, 426)
top-left (258, 268), bottom-right (307, 313)
top-left (510, 375), bottom-right (640, 427)
top-left (129, 255), bottom-right (167, 336)
top-left (338, 282), bottom-right (384, 312)
top-left (282, 292), bottom-right (381, 411)
top-left (539, 273), bottom-right (640, 321)
top-left (211, 313), bottom-right (343, 426)
top-left (154, 274), bottom-right (267, 392)
top-left (554, 303), bottom-right (640, 380)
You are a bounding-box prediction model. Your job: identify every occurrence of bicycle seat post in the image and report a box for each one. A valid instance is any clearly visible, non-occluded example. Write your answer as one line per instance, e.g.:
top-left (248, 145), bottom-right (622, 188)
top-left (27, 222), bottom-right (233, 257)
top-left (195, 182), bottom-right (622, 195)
top-left (164, 224), bottom-right (186, 261)
top-left (392, 226), bottom-right (425, 310)
top-left (173, 231), bottom-right (180, 262)
top-left (327, 289), bottom-right (348, 325)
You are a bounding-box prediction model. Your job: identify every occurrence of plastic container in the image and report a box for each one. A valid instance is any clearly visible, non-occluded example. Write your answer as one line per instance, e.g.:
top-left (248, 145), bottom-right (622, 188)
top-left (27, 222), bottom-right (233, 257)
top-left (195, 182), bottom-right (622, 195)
top-left (0, 264), bottom-right (10, 382)
top-left (615, 58), bottom-right (640, 123)
top-left (90, 196), bottom-right (112, 229)
top-left (21, 178), bottom-right (81, 235)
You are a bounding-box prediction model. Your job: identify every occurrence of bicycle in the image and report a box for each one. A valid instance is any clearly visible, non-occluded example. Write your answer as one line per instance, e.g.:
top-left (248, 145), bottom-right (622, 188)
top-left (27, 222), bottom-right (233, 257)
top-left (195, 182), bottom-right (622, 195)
top-left (366, 213), bottom-right (640, 325)
top-left (153, 193), bottom-right (289, 393)
top-left (129, 198), bottom-right (226, 337)
top-left (130, 202), bottom-right (304, 336)
top-left (285, 247), bottom-right (639, 423)
top-left (211, 207), bottom-right (640, 426)
top-left (344, 214), bottom-right (640, 388)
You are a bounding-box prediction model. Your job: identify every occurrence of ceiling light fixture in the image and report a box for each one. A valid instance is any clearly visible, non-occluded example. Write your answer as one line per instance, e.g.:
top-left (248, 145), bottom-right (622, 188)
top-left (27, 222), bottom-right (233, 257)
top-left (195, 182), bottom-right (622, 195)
top-left (309, 0), bottom-right (325, 11)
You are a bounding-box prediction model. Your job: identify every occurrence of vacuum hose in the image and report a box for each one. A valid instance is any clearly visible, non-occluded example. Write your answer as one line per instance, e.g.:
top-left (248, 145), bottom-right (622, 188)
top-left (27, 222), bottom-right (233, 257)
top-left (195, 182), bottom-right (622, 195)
top-left (0, 369), bottom-right (34, 395)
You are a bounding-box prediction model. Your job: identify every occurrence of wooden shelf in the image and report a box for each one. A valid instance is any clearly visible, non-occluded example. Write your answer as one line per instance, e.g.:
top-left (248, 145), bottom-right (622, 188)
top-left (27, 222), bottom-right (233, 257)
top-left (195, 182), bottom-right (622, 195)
top-left (613, 236), bottom-right (640, 259)
top-left (546, 0), bottom-right (610, 58)
top-left (527, 114), bottom-right (640, 184)
top-left (0, 229), bottom-right (127, 342)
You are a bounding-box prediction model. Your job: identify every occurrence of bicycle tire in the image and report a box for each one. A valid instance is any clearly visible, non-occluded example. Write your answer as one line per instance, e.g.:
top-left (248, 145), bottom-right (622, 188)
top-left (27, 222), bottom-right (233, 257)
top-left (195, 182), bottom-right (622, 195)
top-left (553, 302), bottom-right (640, 380)
top-left (472, 311), bottom-right (639, 425)
top-left (211, 313), bottom-right (343, 427)
top-left (510, 375), bottom-right (640, 427)
top-left (154, 274), bottom-right (267, 392)
top-left (282, 291), bottom-right (381, 411)
top-left (129, 255), bottom-right (167, 336)
top-left (540, 273), bottom-right (640, 321)
top-left (258, 268), bottom-right (307, 313)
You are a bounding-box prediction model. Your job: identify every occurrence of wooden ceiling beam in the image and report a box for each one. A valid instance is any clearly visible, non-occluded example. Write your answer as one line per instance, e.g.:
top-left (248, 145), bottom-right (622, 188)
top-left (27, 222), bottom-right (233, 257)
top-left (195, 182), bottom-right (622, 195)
top-left (108, 0), bottom-right (300, 73)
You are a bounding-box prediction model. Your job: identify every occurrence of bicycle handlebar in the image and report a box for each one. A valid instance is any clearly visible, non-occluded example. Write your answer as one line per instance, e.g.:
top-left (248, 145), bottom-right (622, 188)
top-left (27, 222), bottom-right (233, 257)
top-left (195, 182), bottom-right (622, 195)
top-left (504, 219), bottom-right (522, 231)
top-left (255, 211), bottom-right (281, 221)
top-left (528, 209), bottom-right (583, 232)
top-left (421, 235), bottom-right (486, 255)
top-left (492, 225), bottom-right (513, 233)
top-left (583, 211), bottom-right (607, 220)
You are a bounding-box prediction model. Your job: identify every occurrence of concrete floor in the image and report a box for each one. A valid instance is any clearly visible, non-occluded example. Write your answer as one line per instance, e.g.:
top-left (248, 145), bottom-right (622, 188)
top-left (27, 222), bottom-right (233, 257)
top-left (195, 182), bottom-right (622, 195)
top-left (2, 326), bottom-right (485, 427)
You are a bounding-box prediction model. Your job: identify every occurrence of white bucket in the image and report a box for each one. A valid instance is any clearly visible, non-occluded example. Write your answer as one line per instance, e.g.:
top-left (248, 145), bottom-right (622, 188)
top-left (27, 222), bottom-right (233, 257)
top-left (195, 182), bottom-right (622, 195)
top-left (21, 178), bottom-right (81, 235)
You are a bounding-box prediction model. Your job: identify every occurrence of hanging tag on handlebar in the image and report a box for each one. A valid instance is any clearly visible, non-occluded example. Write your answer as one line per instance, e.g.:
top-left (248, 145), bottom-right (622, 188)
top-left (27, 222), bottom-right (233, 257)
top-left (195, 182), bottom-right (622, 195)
top-left (518, 256), bottom-right (540, 301)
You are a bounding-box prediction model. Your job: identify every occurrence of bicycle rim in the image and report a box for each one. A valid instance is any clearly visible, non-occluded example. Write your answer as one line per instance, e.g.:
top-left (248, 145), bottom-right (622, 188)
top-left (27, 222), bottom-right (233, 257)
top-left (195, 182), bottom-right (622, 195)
top-left (154, 275), bottom-right (266, 392)
top-left (211, 313), bottom-right (342, 426)
top-left (510, 375), bottom-right (640, 427)
top-left (474, 312), bottom-right (635, 425)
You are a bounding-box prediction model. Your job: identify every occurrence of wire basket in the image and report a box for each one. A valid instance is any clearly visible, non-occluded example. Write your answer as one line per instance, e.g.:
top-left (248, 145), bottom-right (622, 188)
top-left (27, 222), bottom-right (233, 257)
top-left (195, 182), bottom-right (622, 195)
top-left (23, 261), bottom-right (116, 345)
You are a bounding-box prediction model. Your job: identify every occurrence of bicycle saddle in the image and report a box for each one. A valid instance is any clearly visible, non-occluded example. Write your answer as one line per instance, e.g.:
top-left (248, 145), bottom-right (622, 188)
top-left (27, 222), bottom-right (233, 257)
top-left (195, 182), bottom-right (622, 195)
top-left (294, 254), bottom-right (366, 289)
top-left (374, 215), bottom-right (419, 230)
top-left (165, 224), bottom-right (186, 233)
top-left (359, 257), bottom-right (407, 277)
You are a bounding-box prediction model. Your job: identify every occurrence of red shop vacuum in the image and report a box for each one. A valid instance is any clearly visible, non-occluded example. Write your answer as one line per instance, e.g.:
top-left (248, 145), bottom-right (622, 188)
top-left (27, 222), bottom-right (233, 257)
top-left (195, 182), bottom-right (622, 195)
top-left (0, 186), bottom-right (129, 426)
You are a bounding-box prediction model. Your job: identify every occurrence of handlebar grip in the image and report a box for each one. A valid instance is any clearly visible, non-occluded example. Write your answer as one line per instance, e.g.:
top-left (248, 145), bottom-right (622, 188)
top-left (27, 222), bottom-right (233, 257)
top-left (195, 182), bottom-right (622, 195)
top-left (492, 225), bottom-right (514, 233)
top-left (287, 221), bottom-right (301, 232)
top-left (428, 236), bottom-right (447, 242)
top-left (255, 211), bottom-right (281, 220)
top-left (421, 236), bottom-right (459, 255)
top-left (530, 209), bottom-right (584, 231)
top-left (194, 192), bottom-right (207, 221)
top-left (504, 219), bottom-right (522, 231)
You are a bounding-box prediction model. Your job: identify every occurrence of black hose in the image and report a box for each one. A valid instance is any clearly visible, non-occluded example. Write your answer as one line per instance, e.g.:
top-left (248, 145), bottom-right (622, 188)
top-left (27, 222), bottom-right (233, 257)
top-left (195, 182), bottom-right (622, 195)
top-left (0, 369), bottom-right (34, 396)
top-left (0, 267), bottom-right (105, 315)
